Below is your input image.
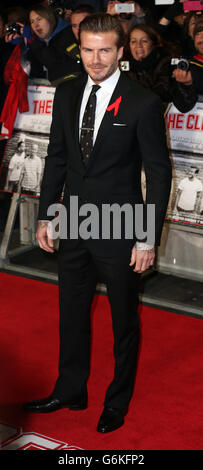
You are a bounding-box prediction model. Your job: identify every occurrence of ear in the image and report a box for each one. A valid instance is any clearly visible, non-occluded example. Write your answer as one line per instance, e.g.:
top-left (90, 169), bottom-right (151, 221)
top-left (118, 46), bottom-right (124, 61)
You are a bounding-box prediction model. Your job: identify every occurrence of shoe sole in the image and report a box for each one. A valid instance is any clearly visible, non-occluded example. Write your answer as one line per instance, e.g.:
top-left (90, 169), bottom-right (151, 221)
top-left (23, 403), bottom-right (87, 413)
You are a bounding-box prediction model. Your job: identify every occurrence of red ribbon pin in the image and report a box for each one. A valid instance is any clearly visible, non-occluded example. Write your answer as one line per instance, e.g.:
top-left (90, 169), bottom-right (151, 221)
top-left (107, 96), bottom-right (122, 116)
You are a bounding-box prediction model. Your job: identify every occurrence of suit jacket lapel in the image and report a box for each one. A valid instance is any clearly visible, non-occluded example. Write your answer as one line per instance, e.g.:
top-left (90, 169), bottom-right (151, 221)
top-left (86, 73), bottom-right (132, 169)
top-left (70, 74), bottom-right (87, 172)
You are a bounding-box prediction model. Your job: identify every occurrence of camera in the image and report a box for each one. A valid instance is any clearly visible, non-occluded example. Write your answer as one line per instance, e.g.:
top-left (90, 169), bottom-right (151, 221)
top-left (6, 23), bottom-right (21, 36)
top-left (171, 58), bottom-right (190, 71)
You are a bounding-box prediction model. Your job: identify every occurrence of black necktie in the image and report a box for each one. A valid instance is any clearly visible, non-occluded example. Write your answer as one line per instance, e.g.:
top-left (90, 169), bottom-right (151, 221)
top-left (80, 84), bottom-right (100, 167)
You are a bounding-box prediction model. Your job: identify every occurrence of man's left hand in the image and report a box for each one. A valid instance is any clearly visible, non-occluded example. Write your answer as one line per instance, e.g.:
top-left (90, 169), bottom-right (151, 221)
top-left (129, 246), bottom-right (155, 273)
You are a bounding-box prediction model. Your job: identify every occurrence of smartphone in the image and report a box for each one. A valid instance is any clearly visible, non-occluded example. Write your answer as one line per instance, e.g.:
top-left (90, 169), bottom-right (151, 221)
top-left (115, 3), bottom-right (135, 13)
top-left (183, 1), bottom-right (203, 11)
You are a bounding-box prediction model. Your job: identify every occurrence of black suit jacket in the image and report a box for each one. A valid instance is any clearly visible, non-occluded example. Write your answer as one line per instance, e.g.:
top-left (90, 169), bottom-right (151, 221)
top-left (38, 72), bottom-right (172, 255)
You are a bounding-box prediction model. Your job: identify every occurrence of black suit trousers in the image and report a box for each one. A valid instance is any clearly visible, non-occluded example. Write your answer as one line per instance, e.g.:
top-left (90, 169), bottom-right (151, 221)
top-left (53, 238), bottom-right (140, 411)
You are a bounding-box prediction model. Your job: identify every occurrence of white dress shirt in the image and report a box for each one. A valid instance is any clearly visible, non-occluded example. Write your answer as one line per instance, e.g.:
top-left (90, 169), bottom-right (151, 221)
top-left (79, 68), bottom-right (120, 145)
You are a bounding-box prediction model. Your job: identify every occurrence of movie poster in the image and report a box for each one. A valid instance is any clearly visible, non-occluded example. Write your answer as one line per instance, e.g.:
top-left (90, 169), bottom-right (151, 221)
top-left (0, 131), bottom-right (49, 197)
top-left (166, 152), bottom-right (203, 229)
top-left (165, 102), bottom-right (203, 230)
top-left (0, 85), bottom-right (55, 197)
top-left (166, 102), bottom-right (203, 154)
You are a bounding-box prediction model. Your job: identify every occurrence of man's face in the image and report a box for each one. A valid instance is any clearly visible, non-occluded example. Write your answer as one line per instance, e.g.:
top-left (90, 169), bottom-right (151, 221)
top-left (194, 30), bottom-right (203, 55)
top-left (188, 168), bottom-right (197, 179)
top-left (71, 12), bottom-right (90, 41)
top-left (80, 30), bottom-right (123, 83)
top-left (18, 141), bottom-right (25, 153)
top-left (32, 143), bottom-right (38, 156)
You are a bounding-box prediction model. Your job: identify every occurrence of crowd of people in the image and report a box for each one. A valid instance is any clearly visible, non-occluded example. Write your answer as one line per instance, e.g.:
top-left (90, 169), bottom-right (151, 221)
top-left (0, 0), bottom-right (203, 123)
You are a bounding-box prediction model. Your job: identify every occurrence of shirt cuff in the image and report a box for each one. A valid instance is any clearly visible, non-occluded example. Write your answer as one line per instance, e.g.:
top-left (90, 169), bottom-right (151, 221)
top-left (136, 242), bottom-right (154, 251)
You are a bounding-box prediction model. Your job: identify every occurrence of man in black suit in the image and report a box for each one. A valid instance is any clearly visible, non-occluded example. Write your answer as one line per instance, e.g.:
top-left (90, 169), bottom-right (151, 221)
top-left (23, 13), bottom-right (172, 433)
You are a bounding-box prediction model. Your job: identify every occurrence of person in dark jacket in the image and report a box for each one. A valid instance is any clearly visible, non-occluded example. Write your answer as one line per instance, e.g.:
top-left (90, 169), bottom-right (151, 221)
top-left (171, 19), bottom-right (203, 113)
top-left (157, 0), bottom-right (186, 54)
top-left (1, 5), bottom-right (47, 85)
top-left (122, 23), bottom-right (172, 111)
top-left (29, 3), bottom-right (83, 85)
top-left (181, 11), bottom-right (201, 58)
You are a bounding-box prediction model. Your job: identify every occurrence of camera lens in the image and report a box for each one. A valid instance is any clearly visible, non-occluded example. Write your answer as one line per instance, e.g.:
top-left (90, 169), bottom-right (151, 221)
top-left (177, 59), bottom-right (189, 71)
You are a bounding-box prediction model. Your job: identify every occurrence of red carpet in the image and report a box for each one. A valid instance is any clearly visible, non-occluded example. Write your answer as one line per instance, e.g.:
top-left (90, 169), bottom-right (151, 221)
top-left (0, 272), bottom-right (203, 450)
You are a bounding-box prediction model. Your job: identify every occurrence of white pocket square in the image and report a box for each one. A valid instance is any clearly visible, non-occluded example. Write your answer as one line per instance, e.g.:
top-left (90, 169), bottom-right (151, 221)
top-left (113, 123), bottom-right (127, 127)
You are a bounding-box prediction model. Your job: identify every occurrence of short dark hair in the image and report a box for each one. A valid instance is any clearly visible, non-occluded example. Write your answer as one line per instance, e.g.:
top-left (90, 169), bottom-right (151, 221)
top-left (79, 13), bottom-right (125, 49)
top-left (17, 141), bottom-right (24, 149)
top-left (72, 5), bottom-right (95, 15)
top-left (190, 166), bottom-right (199, 174)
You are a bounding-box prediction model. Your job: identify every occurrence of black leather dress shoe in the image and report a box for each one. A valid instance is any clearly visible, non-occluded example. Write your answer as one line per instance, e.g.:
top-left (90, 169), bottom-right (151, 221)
top-left (97, 407), bottom-right (126, 433)
top-left (22, 396), bottom-right (87, 413)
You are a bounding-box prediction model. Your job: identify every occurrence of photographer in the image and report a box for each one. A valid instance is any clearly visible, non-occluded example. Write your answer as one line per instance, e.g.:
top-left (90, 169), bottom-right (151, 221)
top-left (171, 19), bottom-right (203, 112)
top-left (2, 6), bottom-right (45, 80)
top-left (0, 7), bottom-right (35, 139)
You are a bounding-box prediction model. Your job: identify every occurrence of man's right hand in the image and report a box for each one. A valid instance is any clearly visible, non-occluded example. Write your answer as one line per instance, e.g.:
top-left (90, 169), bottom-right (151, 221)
top-left (36, 221), bottom-right (54, 253)
top-left (172, 69), bottom-right (193, 86)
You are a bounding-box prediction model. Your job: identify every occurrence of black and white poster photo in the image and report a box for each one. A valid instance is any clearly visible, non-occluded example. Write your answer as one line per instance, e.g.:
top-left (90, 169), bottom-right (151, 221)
top-left (166, 152), bottom-right (203, 229)
top-left (0, 131), bottom-right (48, 197)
